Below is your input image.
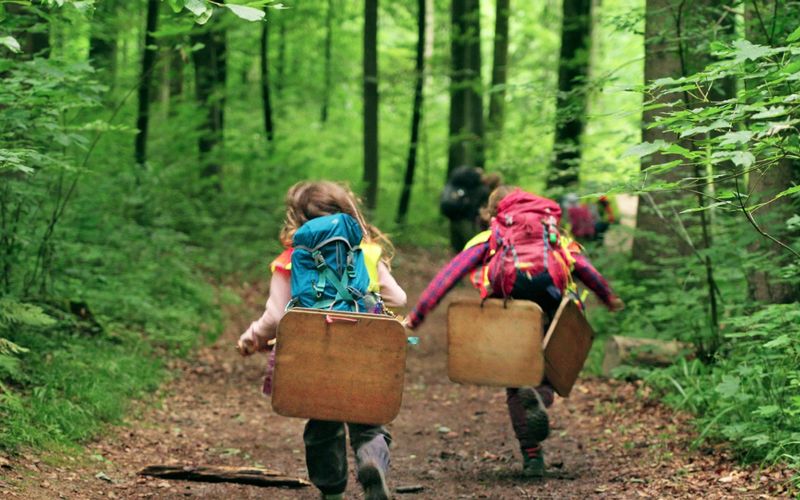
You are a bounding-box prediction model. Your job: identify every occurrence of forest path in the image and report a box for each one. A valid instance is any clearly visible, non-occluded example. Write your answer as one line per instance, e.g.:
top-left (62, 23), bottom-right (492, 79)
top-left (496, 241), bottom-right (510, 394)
top-left (1, 247), bottom-right (791, 499)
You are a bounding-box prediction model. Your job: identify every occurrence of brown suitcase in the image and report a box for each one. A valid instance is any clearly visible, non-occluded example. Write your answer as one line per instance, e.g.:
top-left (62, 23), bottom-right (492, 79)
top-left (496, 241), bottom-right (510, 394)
top-left (542, 298), bottom-right (595, 397)
top-left (446, 299), bottom-right (545, 387)
top-left (271, 309), bottom-right (407, 425)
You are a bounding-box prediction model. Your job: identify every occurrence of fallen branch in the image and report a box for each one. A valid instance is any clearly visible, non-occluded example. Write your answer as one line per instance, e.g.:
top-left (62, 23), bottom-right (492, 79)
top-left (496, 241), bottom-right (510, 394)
top-left (138, 465), bottom-right (311, 488)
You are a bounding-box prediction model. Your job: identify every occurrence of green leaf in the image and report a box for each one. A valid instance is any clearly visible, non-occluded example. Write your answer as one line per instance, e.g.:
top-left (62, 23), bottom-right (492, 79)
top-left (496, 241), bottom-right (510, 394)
top-left (0, 35), bottom-right (21, 53)
top-left (763, 334), bottom-right (791, 348)
top-left (751, 106), bottom-right (786, 119)
top-left (622, 140), bottom-right (668, 159)
top-left (731, 151), bottom-right (755, 168)
top-left (787, 25), bottom-right (800, 43)
top-left (715, 375), bottom-right (740, 398)
top-left (719, 130), bottom-right (753, 146)
top-left (732, 40), bottom-right (773, 62)
top-left (226, 4), bottom-right (265, 21)
top-left (194, 8), bottom-right (213, 25)
top-left (680, 201), bottom-right (731, 214)
top-left (185, 0), bottom-right (208, 17)
top-left (753, 405), bottom-right (781, 418)
top-left (167, 0), bottom-right (185, 13)
top-left (771, 184), bottom-right (800, 201)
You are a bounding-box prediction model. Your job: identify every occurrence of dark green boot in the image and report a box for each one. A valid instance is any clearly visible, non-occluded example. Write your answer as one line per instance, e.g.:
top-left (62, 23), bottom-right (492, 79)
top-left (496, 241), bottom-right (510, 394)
top-left (521, 444), bottom-right (545, 478)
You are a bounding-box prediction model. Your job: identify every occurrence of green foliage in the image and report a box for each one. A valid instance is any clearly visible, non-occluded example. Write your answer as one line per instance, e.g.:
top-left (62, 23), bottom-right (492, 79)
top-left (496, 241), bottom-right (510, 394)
top-left (640, 304), bottom-right (800, 470)
top-left (624, 35), bottom-right (800, 219)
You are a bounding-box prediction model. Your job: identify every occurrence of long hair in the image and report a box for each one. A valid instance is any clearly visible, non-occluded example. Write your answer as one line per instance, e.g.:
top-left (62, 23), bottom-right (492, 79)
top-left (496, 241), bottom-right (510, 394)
top-left (279, 181), bottom-right (395, 264)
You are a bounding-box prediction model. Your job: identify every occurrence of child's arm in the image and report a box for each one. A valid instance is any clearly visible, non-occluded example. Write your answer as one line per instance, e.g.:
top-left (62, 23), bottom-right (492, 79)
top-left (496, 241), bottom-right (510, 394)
top-left (405, 242), bottom-right (488, 329)
top-left (238, 271), bottom-right (291, 355)
top-left (572, 252), bottom-right (624, 311)
top-left (377, 262), bottom-right (407, 307)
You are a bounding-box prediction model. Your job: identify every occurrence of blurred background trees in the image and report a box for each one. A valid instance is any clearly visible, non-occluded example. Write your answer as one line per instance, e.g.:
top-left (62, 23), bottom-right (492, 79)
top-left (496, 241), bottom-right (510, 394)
top-left (0, 0), bottom-right (797, 479)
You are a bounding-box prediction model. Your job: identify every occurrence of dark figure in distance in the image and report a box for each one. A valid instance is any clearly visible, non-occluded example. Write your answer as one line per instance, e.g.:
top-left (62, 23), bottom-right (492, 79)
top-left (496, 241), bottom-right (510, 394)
top-left (440, 166), bottom-right (502, 252)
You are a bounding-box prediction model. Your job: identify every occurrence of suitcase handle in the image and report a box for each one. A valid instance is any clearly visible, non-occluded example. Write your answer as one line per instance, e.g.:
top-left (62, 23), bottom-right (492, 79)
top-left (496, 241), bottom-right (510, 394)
top-left (325, 314), bottom-right (359, 324)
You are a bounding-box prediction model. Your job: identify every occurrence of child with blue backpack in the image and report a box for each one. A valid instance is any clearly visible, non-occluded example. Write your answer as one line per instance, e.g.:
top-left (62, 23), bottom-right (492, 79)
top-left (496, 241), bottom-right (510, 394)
top-left (238, 181), bottom-right (406, 500)
top-left (404, 186), bottom-right (624, 478)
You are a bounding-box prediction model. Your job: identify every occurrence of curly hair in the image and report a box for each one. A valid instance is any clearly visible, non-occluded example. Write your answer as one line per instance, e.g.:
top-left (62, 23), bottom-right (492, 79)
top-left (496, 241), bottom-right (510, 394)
top-left (279, 181), bottom-right (394, 265)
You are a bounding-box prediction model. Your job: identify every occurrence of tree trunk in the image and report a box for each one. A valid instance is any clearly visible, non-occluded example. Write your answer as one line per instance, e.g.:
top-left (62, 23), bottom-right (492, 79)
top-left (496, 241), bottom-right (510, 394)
top-left (134, 0), bottom-right (159, 167)
top-left (601, 335), bottom-right (694, 376)
top-left (6, 2), bottom-right (50, 59)
top-left (396, 0), bottom-right (427, 224)
top-left (631, 0), bottom-right (694, 264)
top-left (363, 0), bottom-right (379, 210)
top-left (191, 12), bottom-right (227, 186)
top-left (487, 0), bottom-right (510, 136)
top-left (744, 1), bottom-right (800, 303)
top-left (261, 8), bottom-right (274, 142)
top-left (547, 0), bottom-right (591, 189)
top-left (447, 0), bottom-right (484, 176)
top-left (89, 0), bottom-right (117, 77)
top-left (321, 0), bottom-right (334, 123)
top-left (276, 20), bottom-right (286, 98)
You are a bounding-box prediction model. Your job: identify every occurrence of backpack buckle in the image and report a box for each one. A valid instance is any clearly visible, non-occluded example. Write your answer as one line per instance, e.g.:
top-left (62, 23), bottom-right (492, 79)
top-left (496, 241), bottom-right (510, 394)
top-left (505, 214), bottom-right (513, 225)
top-left (346, 252), bottom-right (356, 278)
top-left (312, 280), bottom-right (325, 299)
top-left (312, 250), bottom-right (326, 270)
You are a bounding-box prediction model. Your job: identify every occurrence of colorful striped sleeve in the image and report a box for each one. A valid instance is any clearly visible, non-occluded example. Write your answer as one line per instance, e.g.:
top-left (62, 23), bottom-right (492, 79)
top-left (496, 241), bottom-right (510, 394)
top-left (406, 242), bottom-right (488, 329)
top-left (571, 252), bottom-right (616, 307)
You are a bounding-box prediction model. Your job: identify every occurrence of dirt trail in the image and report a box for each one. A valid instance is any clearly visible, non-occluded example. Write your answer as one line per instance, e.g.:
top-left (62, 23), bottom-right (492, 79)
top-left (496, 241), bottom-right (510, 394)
top-left (1, 248), bottom-right (793, 499)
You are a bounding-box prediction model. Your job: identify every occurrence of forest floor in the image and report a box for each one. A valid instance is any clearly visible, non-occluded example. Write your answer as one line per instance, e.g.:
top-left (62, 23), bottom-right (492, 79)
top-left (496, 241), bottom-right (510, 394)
top-left (1, 246), bottom-right (796, 499)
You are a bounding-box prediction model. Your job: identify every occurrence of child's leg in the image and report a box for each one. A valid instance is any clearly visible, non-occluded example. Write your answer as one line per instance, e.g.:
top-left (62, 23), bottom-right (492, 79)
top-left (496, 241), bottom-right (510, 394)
top-left (349, 424), bottom-right (392, 500)
top-left (304, 419), bottom-right (348, 495)
top-left (506, 387), bottom-right (550, 447)
top-left (507, 385), bottom-right (551, 477)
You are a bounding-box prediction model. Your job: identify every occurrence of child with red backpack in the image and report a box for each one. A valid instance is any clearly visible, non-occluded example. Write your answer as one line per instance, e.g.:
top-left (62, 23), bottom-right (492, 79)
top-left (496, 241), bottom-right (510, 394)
top-left (237, 181), bottom-right (407, 500)
top-left (404, 186), bottom-right (623, 477)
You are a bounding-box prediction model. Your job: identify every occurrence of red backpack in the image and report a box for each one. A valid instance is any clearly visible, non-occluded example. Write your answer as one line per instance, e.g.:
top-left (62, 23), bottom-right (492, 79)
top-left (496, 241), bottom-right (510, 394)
top-left (479, 190), bottom-right (572, 298)
top-left (567, 204), bottom-right (596, 239)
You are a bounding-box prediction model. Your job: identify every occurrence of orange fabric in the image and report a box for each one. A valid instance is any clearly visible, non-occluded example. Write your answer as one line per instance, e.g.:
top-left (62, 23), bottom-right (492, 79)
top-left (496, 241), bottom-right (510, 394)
top-left (270, 248), bottom-right (293, 275)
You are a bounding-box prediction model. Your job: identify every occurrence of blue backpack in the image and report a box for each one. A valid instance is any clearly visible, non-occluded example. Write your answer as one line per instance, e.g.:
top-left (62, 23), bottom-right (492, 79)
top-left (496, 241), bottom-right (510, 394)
top-left (290, 213), bottom-right (370, 312)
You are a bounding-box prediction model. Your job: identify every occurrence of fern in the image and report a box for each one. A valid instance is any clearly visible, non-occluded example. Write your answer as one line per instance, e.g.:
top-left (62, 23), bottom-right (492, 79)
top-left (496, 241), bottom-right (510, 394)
top-left (0, 298), bottom-right (57, 330)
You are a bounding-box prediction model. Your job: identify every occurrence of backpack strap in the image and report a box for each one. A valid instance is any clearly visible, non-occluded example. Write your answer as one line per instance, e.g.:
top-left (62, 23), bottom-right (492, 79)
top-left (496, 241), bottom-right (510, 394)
top-left (311, 248), bottom-right (361, 310)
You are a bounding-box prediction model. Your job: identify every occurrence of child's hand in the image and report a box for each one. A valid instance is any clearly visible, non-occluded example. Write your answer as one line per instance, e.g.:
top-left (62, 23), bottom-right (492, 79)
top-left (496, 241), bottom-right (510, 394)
top-left (237, 330), bottom-right (257, 356)
top-left (608, 296), bottom-right (625, 312)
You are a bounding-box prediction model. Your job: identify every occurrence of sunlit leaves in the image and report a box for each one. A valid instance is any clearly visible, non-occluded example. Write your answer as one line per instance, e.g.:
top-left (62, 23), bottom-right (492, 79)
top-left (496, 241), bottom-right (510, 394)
top-left (0, 35), bottom-right (20, 53)
top-left (167, 0), bottom-right (271, 24)
top-left (622, 140), bottom-right (668, 159)
top-left (226, 4), bottom-right (265, 21)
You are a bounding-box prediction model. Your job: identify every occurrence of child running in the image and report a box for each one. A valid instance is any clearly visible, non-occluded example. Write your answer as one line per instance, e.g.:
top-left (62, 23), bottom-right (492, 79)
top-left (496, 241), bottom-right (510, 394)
top-left (404, 186), bottom-right (623, 477)
top-left (238, 181), bottom-right (407, 500)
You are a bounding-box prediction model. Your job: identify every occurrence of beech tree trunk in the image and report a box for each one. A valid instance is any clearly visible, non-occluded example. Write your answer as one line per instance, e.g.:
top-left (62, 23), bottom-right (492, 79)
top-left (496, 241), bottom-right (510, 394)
top-left (447, 0), bottom-right (484, 175)
top-left (744, 1), bottom-right (800, 304)
top-left (631, 0), bottom-right (694, 264)
top-left (363, 0), bottom-right (379, 209)
top-left (487, 0), bottom-right (510, 136)
top-left (396, 0), bottom-right (427, 224)
top-left (134, 0), bottom-right (159, 166)
top-left (547, 0), bottom-right (591, 189)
